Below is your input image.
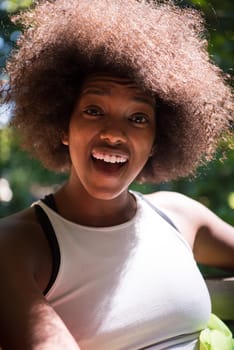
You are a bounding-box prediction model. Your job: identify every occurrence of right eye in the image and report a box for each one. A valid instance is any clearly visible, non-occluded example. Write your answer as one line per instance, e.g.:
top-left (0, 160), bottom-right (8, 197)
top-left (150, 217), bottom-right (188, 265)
top-left (83, 106), bottom-right (104, 118)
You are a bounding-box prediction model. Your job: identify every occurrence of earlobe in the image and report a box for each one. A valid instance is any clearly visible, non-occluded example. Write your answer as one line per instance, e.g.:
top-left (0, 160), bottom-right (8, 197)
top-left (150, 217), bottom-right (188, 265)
top-left (149, 145), bottom-right (155, 157)
top-left (61, 133), bottom-right (69, 146)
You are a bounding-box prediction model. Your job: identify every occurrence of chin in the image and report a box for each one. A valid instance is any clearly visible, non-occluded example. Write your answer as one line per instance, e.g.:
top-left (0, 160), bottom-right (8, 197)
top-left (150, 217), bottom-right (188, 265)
top-left (86, 186), bottom-right (128, 201)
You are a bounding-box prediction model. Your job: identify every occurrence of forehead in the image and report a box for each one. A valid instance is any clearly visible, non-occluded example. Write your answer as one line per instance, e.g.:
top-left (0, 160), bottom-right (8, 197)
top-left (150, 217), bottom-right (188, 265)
top-left (82, 73), bottom-right (137, 86)
top-left (79, 73), bottom-right (155, 105)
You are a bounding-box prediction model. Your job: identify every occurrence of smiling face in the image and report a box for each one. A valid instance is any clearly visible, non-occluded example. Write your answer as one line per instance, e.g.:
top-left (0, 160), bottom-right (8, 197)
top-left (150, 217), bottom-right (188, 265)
top-left (63, 73), bottom-right (156, 200)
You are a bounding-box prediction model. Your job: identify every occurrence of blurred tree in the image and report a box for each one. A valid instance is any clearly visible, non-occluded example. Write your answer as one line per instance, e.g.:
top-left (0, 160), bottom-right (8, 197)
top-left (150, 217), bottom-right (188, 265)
top-left (0, 0), bottom-right (33, 75)
top-left (0, 0), bottom-right (68, 215)
top-left (0, 0), bottom-right (233, 225)
top-left (183, 0), bottom-right (234, 74)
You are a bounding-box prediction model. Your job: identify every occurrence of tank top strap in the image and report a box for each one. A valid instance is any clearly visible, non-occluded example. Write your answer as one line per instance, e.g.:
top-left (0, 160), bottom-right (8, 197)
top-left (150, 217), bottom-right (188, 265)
top-left (133, 191), bottom-right (179, 232)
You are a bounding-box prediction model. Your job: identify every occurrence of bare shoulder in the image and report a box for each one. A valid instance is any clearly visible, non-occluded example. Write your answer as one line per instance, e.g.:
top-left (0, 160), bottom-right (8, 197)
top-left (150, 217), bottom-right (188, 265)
top-left (144, 190), bottom-right (232, 225)
top-left (145, 190), bottom-right (195, 209)
top-left (0, 206), bottom-right (52, 292)
top-left (0, 209), bottom-right (79, 349)
top-left (144, 191), bottom-right (234, 251)
top-left (0, 206), bottom-right (39, 231)
top-left (143, 191), bottom-right (198, 245)
top-left (0, 207), bottom-right (39, 254)
top-left (0, 207), bottom-right (42, 258)
top-left (144, 190), bottom-right (204, 222)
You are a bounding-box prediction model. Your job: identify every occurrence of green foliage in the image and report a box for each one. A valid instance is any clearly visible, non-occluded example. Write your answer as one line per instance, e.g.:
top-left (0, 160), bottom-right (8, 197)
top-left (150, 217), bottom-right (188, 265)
top-left (0, 128), bottom-right (68, 216)
top-left (0, 0), bottom-right (33, 75)
top-left (0, 0), bottom-right (33, 13)
top-left (0, 0), bottom-right (234, 224)
top-left (184, 0), bottom-right (234, 74)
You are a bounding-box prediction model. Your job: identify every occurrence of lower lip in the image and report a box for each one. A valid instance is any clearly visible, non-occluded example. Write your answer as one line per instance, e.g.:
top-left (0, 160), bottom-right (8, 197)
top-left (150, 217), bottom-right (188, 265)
top-left (91, 157), bottom-right (127, 176)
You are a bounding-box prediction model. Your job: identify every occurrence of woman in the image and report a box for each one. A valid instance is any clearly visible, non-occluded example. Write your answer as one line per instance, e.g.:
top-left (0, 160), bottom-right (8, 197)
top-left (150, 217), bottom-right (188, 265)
top-left (0, 0), bottom-right (233, 349)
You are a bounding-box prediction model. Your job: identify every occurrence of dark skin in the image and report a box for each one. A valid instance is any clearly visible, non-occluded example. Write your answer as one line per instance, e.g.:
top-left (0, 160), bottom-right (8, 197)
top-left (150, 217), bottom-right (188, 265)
top-left (58, 74), bottom-right (156, 226)
top-left (0, 208), bottom-right (72, 350)
top-left (0, 74), bottom-right (233, 350)
top-left (0, 75), bottom-right (156, 350)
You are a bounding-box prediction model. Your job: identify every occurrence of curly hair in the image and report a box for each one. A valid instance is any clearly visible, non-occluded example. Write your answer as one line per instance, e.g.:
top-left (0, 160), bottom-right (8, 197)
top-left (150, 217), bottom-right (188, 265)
top-left (3, 0), bottom-right (233, 183)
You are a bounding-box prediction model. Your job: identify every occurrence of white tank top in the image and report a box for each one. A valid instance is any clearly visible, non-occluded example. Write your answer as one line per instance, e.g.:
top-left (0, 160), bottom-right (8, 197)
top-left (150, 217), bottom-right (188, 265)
top-left (35, 192), bottom-right (211, 350)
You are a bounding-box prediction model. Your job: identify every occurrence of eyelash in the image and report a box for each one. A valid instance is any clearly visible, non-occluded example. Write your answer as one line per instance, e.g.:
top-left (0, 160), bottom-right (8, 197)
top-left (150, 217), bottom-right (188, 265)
top-left (83, 106), bottom-right (104, 117)
top-left (129, 114), bottom-right (149, 125)
top-left (83, 106), bottom-right (150, 126)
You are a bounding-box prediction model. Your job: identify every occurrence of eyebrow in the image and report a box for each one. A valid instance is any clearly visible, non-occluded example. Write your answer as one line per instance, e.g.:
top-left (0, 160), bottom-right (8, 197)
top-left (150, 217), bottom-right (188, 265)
top-left (80, 87), bottom-right (155, 108)
top-left (81, 87), bottom-right (109, 96)
top-left (133, 95), bottom-right (155, 108)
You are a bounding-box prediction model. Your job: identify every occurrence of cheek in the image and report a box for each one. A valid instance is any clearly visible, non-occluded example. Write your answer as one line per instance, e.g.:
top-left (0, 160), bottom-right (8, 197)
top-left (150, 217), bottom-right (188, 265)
top-left (67, 124), bottom-right (97, 161)
top-left (133, 137), bottom-right (154, 163)
top-left (143, 137), bottom-right (155, 160)
top-left (143, 127), bottom-right (156, 151)
top-left (67, 119), bottom-right (88, 145)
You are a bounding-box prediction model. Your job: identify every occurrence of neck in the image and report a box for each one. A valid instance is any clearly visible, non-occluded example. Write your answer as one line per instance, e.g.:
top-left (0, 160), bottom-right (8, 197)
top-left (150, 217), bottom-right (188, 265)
top-left (54, 179), bottom-right (137, 227)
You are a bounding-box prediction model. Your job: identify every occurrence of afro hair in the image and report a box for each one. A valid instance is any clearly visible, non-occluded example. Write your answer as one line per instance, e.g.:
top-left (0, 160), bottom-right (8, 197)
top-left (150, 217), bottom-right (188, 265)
top-left (3, 0), bottom-right (234, 183)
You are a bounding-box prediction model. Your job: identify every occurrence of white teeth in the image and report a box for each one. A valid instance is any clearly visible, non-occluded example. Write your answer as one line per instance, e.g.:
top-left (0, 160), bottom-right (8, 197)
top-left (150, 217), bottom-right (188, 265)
top-left (92, 151), bottom-right (128, 164)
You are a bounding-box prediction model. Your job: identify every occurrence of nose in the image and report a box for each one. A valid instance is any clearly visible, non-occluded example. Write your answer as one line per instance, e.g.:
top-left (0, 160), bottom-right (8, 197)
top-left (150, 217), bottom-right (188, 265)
top-left (99, 126), bottom-right (127, 145)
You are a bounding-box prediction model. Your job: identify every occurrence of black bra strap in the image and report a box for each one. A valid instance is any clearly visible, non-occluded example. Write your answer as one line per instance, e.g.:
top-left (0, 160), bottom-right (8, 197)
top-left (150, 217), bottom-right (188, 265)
top-left (34, 204), bottom-right (61, 295)
top-left (41, 194), bottom-right (58, 212)
top-left (35, 191), bottom-right (177, 295)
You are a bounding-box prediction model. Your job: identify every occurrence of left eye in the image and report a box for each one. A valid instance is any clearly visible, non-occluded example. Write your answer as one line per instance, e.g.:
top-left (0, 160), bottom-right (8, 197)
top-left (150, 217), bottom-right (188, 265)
top-left (83, 106), bottom-right (104, 117)
top-left (129, 114), bottom-right (149, 125)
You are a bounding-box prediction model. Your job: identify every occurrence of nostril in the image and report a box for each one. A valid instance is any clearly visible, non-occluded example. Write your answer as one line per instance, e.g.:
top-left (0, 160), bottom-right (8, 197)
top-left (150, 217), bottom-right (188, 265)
top-left (99, 129), bottom-right (127, 144)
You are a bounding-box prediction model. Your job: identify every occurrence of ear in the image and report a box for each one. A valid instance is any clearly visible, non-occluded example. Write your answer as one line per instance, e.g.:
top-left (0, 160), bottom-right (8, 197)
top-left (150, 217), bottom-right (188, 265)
top-left (61, 133), bottom-right (69, 146)
top-left (149, 145), bottom-right (156, 157)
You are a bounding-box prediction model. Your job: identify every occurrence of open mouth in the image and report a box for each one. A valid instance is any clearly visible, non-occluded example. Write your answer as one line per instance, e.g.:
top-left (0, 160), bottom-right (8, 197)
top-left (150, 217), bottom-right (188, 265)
top-left (91, 150), bottom-right (129, 174)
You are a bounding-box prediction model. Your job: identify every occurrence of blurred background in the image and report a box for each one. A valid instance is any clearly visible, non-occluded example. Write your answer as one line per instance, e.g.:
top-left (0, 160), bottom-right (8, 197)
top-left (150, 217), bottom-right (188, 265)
top-left (0, 0), bottom-right (233, 224)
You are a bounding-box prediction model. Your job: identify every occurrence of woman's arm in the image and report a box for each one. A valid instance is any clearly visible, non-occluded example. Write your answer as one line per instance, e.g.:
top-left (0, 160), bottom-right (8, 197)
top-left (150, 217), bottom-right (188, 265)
top-left (146, 191), bottom-right (234, 270)
top-left (190, 204), bottom-right (234, 269)
top-left (0, 216), bottom-right (80, 350)
top-left (0, 286), bottom-right (80, 350)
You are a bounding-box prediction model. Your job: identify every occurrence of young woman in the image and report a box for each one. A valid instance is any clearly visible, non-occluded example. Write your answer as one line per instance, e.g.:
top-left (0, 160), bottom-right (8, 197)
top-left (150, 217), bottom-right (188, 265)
top-left (0, 1), bottom-right (233, 349)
